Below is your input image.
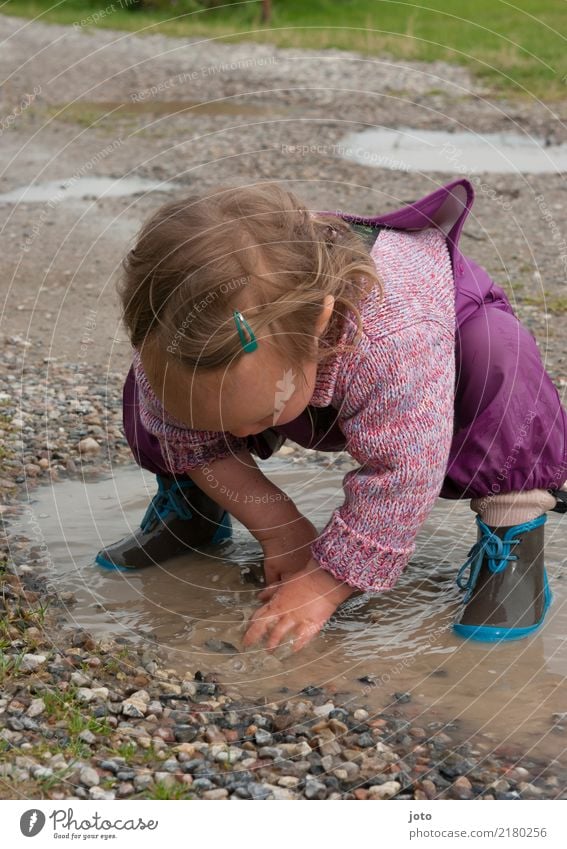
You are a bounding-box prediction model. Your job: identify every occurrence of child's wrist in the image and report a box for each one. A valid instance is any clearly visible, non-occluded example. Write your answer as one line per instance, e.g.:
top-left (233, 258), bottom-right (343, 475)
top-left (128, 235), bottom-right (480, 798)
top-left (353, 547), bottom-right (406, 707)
top-left (251, 504), bottom-right (309, 545)
top-left (309, 561), bottom-right (357, 604)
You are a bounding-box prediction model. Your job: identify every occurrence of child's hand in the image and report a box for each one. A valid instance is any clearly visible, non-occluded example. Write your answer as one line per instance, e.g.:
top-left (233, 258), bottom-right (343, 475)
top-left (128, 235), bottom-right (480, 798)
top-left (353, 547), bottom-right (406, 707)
top-left (242, 559), bottom-right (356, 653)
top-left (261, 517), bottom-right (319, 586)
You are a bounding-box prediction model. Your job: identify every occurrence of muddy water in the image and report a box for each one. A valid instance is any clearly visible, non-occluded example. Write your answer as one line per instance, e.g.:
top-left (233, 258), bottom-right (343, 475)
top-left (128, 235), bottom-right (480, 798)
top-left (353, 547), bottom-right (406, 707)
top-left (20, 457), bottom-right (567, 762)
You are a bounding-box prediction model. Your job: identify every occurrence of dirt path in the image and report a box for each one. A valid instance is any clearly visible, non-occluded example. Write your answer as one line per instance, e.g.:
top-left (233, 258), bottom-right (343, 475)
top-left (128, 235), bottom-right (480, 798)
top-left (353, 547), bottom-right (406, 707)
top-left (1, 12), bottom-right (566, 379)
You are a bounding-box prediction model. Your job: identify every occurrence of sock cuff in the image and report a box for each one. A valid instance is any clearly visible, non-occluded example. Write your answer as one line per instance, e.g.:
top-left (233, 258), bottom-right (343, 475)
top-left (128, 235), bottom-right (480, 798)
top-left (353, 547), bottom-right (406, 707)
top-left (470, 488), bottom-right (557, 527)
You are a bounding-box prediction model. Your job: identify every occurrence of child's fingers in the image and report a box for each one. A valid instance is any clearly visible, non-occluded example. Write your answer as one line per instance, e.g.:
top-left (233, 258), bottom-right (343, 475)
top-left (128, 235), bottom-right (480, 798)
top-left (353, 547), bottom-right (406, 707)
top-left (242, 604), bottom-right (276, 647)
top-left (265, 616), bottom-right (297, 651)
top-left (291, 621), bottom-right (322, 653)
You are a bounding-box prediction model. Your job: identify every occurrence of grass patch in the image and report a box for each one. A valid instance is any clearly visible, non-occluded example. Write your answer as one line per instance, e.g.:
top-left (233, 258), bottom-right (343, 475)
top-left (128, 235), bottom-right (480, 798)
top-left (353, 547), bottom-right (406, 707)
top-left (3, 0), bottom-right (567, 99)
top-left (521, 294), bottom-right (567, 314)
top-left (146, 779), bottom-right (195, 800)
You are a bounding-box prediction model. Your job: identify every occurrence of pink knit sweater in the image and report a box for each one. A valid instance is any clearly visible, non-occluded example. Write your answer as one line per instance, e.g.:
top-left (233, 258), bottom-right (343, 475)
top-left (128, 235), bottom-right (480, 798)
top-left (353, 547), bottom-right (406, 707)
top-left (132, 227), bottom-right (456, 593)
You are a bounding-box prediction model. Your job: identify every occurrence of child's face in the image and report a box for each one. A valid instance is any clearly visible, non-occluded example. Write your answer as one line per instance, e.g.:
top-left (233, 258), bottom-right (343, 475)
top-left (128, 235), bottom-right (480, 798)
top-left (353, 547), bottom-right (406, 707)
top-left (143, 338), bottom-right (320, 437)
top-left (141, 296), bottom-right (334, 437)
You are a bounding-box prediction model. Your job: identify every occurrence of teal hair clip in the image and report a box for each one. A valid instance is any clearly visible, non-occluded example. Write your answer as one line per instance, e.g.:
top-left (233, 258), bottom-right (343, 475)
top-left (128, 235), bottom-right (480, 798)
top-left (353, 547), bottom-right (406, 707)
top-left (233, 310), bottom-right (258, 353)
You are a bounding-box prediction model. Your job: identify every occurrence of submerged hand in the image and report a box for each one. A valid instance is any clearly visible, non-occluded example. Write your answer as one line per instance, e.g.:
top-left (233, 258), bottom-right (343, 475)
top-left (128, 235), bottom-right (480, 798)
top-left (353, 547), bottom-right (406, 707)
top-left (242, 559), bottom-right (356, 653)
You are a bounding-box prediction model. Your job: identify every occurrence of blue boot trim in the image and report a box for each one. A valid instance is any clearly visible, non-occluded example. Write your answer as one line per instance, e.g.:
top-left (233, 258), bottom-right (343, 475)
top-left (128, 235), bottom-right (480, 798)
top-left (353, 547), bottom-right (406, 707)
top-left (453, 568), bottom-right (553, 641)
top-left (455, 514), bottom-right (547, 604)
top-left (95, 552), bottom-right (131, 572)
top-left (211, 510), bottom-right (232, 544)
top-left (140, 474), bottom-right (195, 533)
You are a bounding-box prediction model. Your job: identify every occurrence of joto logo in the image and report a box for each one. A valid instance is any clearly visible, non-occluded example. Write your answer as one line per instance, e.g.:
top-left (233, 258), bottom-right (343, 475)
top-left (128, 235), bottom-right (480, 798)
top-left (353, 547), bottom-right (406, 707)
top-left (20, 809), bottom-right (46, 837)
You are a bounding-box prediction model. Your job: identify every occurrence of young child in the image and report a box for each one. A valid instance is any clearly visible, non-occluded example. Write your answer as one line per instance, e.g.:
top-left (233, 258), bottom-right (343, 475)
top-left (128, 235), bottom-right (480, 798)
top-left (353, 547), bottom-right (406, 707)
top-left (96, 178), bottom-right (567, 652)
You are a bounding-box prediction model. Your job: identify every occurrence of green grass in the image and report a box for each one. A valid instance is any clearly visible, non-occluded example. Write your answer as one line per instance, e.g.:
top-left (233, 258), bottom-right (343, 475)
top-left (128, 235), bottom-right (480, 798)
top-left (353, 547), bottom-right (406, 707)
top-left (3, 0), bottom-right (567, 99)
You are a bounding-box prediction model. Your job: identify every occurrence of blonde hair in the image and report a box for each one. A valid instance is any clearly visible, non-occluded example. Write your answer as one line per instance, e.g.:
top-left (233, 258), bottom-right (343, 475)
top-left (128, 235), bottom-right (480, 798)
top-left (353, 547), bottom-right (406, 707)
top-left (119, 182), bottom-right (383, 384)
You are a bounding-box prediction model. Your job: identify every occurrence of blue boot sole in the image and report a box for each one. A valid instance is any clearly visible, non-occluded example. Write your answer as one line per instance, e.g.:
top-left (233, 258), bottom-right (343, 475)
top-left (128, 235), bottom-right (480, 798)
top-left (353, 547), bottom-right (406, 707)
top-left (452, 568), bottom-right (553, 642)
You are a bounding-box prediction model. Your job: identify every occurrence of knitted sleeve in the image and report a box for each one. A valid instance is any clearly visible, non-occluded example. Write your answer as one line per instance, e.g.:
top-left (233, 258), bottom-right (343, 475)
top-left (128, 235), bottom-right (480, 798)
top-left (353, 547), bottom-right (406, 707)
top-left (310, 321), bottom-right (456, 593)
top-left (133, 349), bottom-right (249, 472)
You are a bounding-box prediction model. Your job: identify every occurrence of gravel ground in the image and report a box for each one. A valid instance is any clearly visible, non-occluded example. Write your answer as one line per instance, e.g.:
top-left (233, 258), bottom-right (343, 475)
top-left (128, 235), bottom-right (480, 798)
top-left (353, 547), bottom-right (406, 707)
top-left (1, 13), bottom-right (567, 799)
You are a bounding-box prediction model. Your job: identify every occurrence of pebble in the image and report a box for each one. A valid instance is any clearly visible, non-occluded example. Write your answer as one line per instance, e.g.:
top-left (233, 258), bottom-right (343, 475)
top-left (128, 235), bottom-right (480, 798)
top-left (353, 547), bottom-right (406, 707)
top-left (78, 437), bottom-right (101, 455)
top-left (122, 698), bottom-right (148, 718)
top-left (367, 781), bottom-right (401, 799)
top-left (20, 654), bottom-right (47, 671)
top-left (203, 788), bottom-right (229, 800)
top-left (78, 730), bottom-right (97, 745)
top-left (254, 728), bottom-right (273, 746)
top-left (304, 779), bottom-right (327, 800)
top-left (79, 766), bottom-right (100, 787)
top-left (26, 699), bottom-right (45, 718)
top-left (313, 701), bottom-right (335, 718)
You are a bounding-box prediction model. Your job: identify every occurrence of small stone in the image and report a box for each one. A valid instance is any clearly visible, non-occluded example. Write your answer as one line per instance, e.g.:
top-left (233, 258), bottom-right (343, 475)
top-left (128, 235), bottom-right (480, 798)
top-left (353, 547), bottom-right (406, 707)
top-left (202, 788), bottom-right (229, 800)
top-left (122, 698), bottom-right (147, 718)
top-left (91, 687), bottom-right (109, 699)
top-left (70, 672), bottom-right (91, 687)
top-left (304, 779), bottom-right (327, 800)
top-left (191, 778), bottom-right (215, 791)
top-left (278, 775), bottom-right (300, 788)
top-left (254, 728), bottom-right (273, 746)
top-left (78, 730), bottom-right (97, 745)
top-left (134, 774), bottom-right (153, 791)
top-left (117, 782), bottom-right (135, 797)
top-left (76, 688), bottom-right (95, 704)
top-left (32, 766), bottom-right (53, 780)
top-left (420, 779), bottom-right (437, 799)
top-left (89, 787), bottom-right (115, 800)
top-left (154, 773), bottom-right (178, 788)
top-left (258, 746), bottom-right (283, 760)
top-left (312, 701), bottom-right (335, 718)
top-left (78, 437), bottom-right (101, 455)
top-left (353, 709), bottom-right (369, 722)
top-left (367, 781), bottom-right (401, 800)
top-left (393, 691), bottom-right (411, 703)
top-left (27, 698), bottom-right (45, 718)
top-left (357, 733), bottom-right (374, 748)
top-left (518, 782), bottom-right (544, 798)
top-left (80, 767), bottom-right (100, 787)
top-left (174, 725), bottom-right (197, 743)
top-left (20, 654), bottom-right (47, 672)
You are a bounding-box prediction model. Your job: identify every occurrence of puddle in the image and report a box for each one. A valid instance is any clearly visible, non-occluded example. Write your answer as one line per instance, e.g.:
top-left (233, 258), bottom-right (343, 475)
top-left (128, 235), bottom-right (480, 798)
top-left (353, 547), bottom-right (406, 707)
top-left (0, 176), bottom-right (180, 204)
top-left (338, 127), bottom-right (567, 174)
top-left (17, 457), bottom-right (567, 762)
top-left (49, 99), bottom-right (274, 121)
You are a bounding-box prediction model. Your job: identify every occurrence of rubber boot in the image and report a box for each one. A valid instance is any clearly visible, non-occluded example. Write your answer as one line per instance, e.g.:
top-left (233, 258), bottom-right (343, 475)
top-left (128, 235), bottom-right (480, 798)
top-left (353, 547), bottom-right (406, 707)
top-left (453, 514), bottom-right (552, 641)
top-left (95, 474), bottom-right (232, 572)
